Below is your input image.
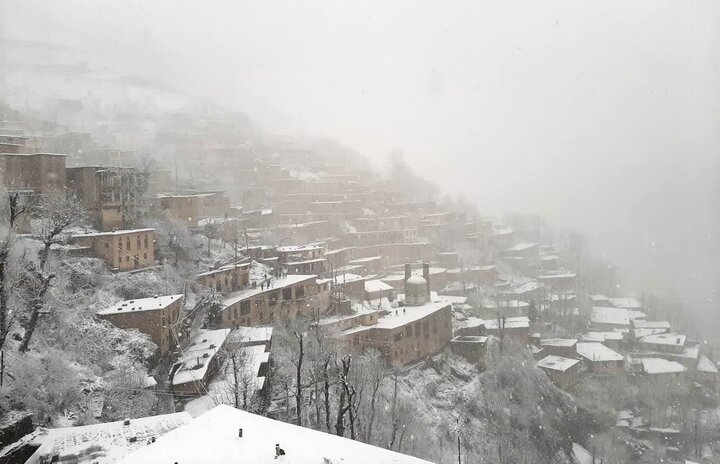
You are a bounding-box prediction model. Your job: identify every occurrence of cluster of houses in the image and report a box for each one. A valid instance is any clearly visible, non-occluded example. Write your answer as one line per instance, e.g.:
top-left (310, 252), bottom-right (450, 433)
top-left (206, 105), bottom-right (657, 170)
top-left (2, 100), bottom-right (715, 463)
top-left (528, 296), bottom-right (714, 390)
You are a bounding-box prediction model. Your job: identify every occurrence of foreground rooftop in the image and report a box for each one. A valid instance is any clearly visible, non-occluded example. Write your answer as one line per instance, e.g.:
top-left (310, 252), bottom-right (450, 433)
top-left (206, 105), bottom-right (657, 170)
top-left (118, 405), bottom-right (433, 464)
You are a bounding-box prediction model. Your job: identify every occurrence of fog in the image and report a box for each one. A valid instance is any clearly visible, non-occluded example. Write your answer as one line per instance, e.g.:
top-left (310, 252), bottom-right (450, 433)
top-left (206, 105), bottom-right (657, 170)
top-left (5, 1), bottom-right (720, 326)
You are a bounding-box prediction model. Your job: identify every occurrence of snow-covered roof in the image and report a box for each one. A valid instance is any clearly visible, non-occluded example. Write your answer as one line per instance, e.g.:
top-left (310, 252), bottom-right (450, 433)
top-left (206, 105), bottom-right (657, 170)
top-left (173, 329), bottom-right (230, 386)
top-left (697, 354), bottom-right (718, 374)
top-left (197, 262), bottom-right (251, 278)
top-left (344, 300), bottom-right (450, 333)
top-left (439, 295), bottom-right (468, 304)
top-left (276, 244), bottom-right (323, 253)
top-left (638, 333), bottom-right (686, 348)
top-left (576, 343), bottom-right (624, 362)
top-left (348, 255), bottom-right (382, 263)
top-left (633, 328), bottom-right (668, 339)
top-left (608, 297), bottom-right (642, 309)
top-left (591, 307), bottom-right (630, 326)
top-left (117, 405), bottom-right (433, 464)
top-left (506, 242), bottom-right (537, 252)
top-left (226, 326), bottom-right (274, 345)
top-left (538, 272), bottom-right (577, 280)
top-left (222, 274), bottom-right (317, 308)
top-left (540, 338), bottom-right (578, 348)
top-left (640, 358), bottom-right (686, 375)
top-left (502, 280), bottom-right (542, 295)
top-left (364, 279), bottom-right (393, 293)
top-left (580, 331), bottom-right (625, 342)
top-left (97, 294), bottom-right (183, 315)
top-left (484, 316), bottom-right (530, 330)
top-left (633, 320), bottom-right (671, 330)
top-left (30, 412), bottom-right (191, 464)
top-left (628, 310), bottom-right (647, 320)
top-left (73, 228), bottom-right (155, 238)
top-left (571, 443), bottom-right (594, 464)
top-left (537, 355), bottom-right (580, 372)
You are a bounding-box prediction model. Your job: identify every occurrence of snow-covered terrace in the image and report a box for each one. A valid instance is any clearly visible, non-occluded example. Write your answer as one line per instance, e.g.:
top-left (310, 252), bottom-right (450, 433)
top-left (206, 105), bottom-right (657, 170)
top-left (576, 342), bottom-right (624, 362)
top-left (118, 405), bottom-right (434, 464)
top-left (97, 294), bottom-right (183, 315)
top-left (222, 274), bottom-right (317, 308)
top-left (537, 355), bottom-right (579, 372)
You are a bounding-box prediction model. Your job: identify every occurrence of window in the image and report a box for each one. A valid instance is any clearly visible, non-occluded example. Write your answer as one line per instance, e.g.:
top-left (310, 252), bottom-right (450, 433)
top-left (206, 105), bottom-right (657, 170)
top-left (296, 286), bottom-right (305, 299)
top-left (393, 333), bottom-right (402, 342)
top-left (119, 241), bottom-right (122, 250)
top-left (104, 242), bottom-right (109, 249)
top-left (283, 287), bottom-right (292, 301)
top-left (144, 237), bottom-right (149, 248)
top-left (405, 325), bottom-right (412, 337)
top-left (126, 256), bottom-right (130, 263)
top-left (240, 300), bottom-right (250, 315)
top-left (143, 253), bottom-right (147, 260)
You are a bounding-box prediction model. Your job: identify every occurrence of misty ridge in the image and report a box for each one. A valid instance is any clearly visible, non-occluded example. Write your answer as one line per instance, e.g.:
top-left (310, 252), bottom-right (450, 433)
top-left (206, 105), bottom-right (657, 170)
top-left (0, 1), bottom-right (718, 464)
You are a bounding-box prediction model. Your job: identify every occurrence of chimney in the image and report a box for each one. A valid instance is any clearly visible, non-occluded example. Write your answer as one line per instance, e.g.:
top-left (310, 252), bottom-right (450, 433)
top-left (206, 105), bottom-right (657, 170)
top-left (423, 263), bottom-right (430, 299)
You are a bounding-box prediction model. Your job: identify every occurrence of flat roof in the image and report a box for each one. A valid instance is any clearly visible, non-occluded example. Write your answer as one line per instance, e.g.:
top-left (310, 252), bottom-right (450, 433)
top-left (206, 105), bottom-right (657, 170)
top-left (640, 357), bottom-right (686, 375)
top-left (226, 326), bottom-right (274, 345)
top-left (98, 294), bottom-right (183, 315)
top-left (222, 274), bottom-right (317, 308)
top-left (537, 355), bottom-right (579, 372)
top-left (173, 329), bottom-right (231, 386)
top-left (73, 228), bottom-right (155, 238)
top-left (540, 338), bottom-right (578, 348)
top-left (639, 333), bottom-right (686, 347)
top-left (364, 280), bottom-right (394, 293)
top-left (506, 242), bottom-right (538, 252)
top-left (347, 255), bottom-right (382, 263)
top-left (276, 244), bottom-right (324, 253)
top-left (576, 342), bottom-right (624, 362)
top-left (591, 307), bottom-right (630, 326)
top-left (608, 297), bottom-right (642, 309)
top-left (117, 405), bottom-right (433, 464)
top-left (30, 412), bottom-right (192, 464)
top-left (343, 300), bottom-right (450, 334)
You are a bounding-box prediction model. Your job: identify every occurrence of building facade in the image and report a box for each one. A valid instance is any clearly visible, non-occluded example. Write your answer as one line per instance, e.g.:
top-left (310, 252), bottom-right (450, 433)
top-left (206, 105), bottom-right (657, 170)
top-left (72, 228), bottom-right (155, 271)
top-left (98, 294), bottom-right (184, 355)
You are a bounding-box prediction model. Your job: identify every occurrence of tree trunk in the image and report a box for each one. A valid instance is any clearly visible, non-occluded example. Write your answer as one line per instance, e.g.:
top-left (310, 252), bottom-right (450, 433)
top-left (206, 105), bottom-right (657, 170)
top-left (388, 369), bottom-right (399, 448)
top-left (295, 332), bottom-right (304, 426)
top-left (19, 274), bottom-right (53, 353)
top-left (232, 354), bottom-right (240, 408)
top-left (323, 357), bottom-right (331, 432)
top-left (335, 389), bottom-right (348, 437)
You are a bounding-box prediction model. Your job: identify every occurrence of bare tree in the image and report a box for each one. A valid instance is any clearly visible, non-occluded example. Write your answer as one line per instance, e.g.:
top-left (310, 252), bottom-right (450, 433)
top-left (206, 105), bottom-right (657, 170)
top-left (335, 355), bottom-right (355, 437)
top-left (360, 349), bottom-right (385, 443)
top-left (294, 331), bottom-right (305, 426)
top-left (220, 346), bottom-right (256, 410)
top-left (19, 194), bottom-right (85, 352)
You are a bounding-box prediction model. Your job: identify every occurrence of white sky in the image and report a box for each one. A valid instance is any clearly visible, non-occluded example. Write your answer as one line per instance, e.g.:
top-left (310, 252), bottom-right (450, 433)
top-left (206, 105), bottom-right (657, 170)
top-left (5, 1), bottom-right (720, 321)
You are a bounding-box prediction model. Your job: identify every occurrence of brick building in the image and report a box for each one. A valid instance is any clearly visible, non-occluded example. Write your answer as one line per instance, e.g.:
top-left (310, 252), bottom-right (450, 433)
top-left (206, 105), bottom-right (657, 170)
top-left (0, 153), bottom-right (67, 194)
top-left (171, 329), bottom-right (230, 396)
top-left (72, 228), bottom-right (155, 271)
top-left (340, 263), bottom-right (452, 365)
top-left (157, 194), bottom-right (200, 227)
top-left (537, 355), bottom-right (582, 389)
top-left (66, 166), bottom-right (148, 230)
top-left (196, 262), bottom-right (251, 294)
top-left (221, 275), bottom-right (330, 327)
top-left (97, 294), bottom-right (184, 356)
